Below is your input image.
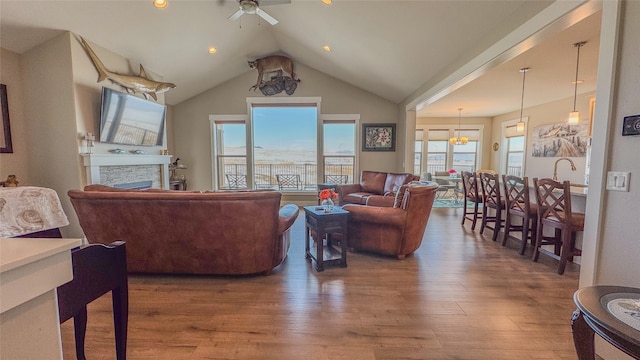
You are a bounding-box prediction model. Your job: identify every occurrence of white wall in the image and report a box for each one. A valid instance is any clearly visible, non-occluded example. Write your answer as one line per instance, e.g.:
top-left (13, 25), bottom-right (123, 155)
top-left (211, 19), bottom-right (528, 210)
top-left (14, 32), bottom-right (171, 237)
top-left (0, 48), bottom-right (30, 183)
top-left (21, 33), bottom-right (83, 236)
top-left (595, 0), bottom-right (640, 287)
top-left (491, 92), bottom-right (594, 185)
top-left (172, 62), bottom-right (399, 192)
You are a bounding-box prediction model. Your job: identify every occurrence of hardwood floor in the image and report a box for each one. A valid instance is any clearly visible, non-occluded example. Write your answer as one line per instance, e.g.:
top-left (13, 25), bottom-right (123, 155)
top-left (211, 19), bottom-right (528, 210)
top-left (61, 207), bottom-right (580, 359)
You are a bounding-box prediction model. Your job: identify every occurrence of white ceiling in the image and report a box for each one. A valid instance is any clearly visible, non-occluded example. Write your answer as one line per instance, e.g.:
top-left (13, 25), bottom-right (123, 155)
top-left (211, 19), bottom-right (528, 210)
top-left (1, 0), bottom-right (598, 118)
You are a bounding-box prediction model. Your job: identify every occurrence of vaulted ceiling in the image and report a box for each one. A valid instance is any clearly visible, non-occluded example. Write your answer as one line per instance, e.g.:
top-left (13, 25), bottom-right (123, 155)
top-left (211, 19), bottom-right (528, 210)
top-left (1, 0), bottom-right (598, 118)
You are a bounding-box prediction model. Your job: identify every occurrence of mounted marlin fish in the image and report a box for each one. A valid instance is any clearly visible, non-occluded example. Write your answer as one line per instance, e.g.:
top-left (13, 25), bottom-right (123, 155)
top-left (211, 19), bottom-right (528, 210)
top-left (78, 36), bottom-right (175, 101)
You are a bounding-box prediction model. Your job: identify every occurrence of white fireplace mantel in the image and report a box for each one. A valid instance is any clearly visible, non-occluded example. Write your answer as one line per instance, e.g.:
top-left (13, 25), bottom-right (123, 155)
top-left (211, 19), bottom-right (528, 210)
top-left (81, 154), bottom-right (172, 189)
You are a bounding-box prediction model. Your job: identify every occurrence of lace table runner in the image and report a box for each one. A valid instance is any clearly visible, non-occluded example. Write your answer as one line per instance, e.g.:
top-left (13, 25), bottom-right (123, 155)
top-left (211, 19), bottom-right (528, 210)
top-left (0, 186), bottom-right (69, 237)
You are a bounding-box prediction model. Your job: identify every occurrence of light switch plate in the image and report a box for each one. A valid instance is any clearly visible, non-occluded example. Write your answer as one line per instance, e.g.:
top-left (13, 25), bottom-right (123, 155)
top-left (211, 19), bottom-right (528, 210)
top-left (606, 171), bottom-right (631, 192)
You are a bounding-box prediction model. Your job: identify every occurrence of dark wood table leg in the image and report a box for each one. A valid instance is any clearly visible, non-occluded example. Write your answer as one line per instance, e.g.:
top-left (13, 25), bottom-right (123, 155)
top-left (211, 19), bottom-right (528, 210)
top-left (571, 309), bottom-right (596, 360)
top-left (316, 223), bottom-right (324, 272)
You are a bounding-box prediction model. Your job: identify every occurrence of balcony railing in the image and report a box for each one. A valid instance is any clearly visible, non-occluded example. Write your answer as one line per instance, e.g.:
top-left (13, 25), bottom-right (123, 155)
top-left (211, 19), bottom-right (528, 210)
top-left (218, 155), bottom-right (354, 190)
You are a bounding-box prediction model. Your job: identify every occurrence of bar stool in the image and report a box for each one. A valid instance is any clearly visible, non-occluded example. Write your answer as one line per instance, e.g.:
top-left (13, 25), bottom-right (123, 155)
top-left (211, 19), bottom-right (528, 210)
top-left (532, 178), bottom-right (584, 274)
top-left (502, 175), bottom-right (537, 255)
top-left (460, 171), bottom-right (483, 230)
top-left (479, 172), bottom-right (506, 241)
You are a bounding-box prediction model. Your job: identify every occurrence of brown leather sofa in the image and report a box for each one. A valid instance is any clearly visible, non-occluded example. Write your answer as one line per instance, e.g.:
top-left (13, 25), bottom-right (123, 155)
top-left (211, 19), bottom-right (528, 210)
top-left (68, 185), bottom-right (299, 275)
top-left (335, 170), bottom-right (420, 207)
top-left (343, 182), bottom-right (437, 259)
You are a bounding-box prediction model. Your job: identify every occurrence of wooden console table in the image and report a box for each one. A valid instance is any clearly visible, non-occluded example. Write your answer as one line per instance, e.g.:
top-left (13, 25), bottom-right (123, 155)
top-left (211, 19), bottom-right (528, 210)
top-left (304, 206), bottom-right (349, 271)
top-left (572, 286), bottom-right (640, 359)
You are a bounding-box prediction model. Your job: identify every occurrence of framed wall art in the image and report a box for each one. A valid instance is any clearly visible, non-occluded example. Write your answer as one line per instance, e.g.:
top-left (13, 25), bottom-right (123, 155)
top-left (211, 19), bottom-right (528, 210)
top-left (0, 84), bottom-right (13, 153)
top-left (362, 123), bottom-right (395, 151)
top-left (531, 121), bottom-right (589, 157)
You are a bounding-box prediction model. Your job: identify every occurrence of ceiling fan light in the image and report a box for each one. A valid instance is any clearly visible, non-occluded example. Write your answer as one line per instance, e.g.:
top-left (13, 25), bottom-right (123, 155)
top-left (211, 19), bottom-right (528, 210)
top-left (516, 121), bottom-right (525, 133)
top-left (153, 0), bottom-right (167, 8)
top-left (568, 111), bottom-right (580, 125)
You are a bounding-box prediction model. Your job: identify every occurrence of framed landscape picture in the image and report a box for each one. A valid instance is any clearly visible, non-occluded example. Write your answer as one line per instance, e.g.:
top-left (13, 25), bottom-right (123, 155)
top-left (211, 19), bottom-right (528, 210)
top-left (0, 84), bottom-right (13, 153)
top-left (362, 123), bottom-right (395, 151)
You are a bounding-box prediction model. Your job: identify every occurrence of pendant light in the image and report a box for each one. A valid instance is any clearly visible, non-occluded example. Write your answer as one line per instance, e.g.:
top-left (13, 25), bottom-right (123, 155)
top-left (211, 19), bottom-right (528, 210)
top-left (449, 108), bottom-right (468, 145)
top-left (568, 41), bottom-right (586, 125)
top-left (516, 67), bottom-right (529, 133)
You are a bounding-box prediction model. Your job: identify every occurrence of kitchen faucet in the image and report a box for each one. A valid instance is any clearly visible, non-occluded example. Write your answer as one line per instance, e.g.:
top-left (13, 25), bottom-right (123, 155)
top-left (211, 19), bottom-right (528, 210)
top-left (552, 157), bottom-right (576, 181)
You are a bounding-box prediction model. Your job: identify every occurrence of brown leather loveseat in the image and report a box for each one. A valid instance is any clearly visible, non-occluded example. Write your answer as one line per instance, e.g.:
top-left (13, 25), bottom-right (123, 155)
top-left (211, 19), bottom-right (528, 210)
top-left (343, 182), bottom-right (437, 259)
top-left (335, 170), bottom-right (420, 207)
top-left (68, 185), bottom-right (299, 275)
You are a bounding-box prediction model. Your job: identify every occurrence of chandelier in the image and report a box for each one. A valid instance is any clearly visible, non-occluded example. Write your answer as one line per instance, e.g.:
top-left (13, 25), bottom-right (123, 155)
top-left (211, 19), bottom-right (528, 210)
top-left (450, 108), bottom-right (468, 145)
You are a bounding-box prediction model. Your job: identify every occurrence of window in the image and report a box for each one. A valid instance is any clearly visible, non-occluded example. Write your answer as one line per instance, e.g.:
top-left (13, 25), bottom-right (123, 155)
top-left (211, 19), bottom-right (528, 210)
top-left (502, 119), bottom-right (527, 176)
top-left (452, 140), bottom-right (477, 173)
top-left (427, 141), bottom-right (448, 173)
top-left (212, 98), bottom-right (358, 191)
top-left (425, 130), bottom-right (449, 173)
top-left (253, 105), bottom-right (317, 190)
top-left (214, 121), bottom-right (247, 189)
top-left (418, 127), bottom-right (482, 175)
top-left (414, 130), bottom-right (423, 175)
top-left (323, 120), bottom-right (356, 184)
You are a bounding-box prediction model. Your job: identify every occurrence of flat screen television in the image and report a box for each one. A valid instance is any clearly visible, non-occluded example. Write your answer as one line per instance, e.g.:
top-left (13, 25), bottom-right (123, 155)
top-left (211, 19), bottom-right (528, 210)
top-left (99, 87), bottom-right (166, 146)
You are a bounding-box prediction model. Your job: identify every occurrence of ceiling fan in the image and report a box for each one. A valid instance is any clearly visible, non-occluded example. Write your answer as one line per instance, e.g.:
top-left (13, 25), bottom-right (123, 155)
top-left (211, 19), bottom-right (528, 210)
top-left (227, 0), bottom-right (290, 25)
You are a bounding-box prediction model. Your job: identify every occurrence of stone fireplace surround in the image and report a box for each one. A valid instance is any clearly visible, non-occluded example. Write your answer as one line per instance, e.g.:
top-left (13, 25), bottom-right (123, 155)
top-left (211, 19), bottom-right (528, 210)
top-left (81, 154), bottom-right (172, 189)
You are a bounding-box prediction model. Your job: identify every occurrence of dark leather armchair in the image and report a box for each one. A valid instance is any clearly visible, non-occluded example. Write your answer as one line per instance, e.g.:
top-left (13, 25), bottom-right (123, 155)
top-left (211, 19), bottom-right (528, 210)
top-left (342, 183), bottom-right (437, 259)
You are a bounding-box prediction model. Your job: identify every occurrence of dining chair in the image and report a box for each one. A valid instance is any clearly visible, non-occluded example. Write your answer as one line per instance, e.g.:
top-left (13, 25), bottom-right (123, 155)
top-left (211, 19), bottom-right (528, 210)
top-left (433, 171), bottom-right (457, 200)
top-left (460, 171), bottom-right (483, 230)
top-left (423, 172), bottom-right (451, 199)
top-left (479, 171), bottom-right (505, 241)
top-left (502, 175), bottom-right (537, 255)
top-left (532, 178), bottom-right (584, 274)
top-left (57, 241), bottom-right (128, 360)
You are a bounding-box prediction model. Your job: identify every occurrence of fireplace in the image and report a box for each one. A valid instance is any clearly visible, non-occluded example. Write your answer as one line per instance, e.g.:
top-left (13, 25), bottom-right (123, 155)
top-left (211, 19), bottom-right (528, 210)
top-left (114, 181), bottom-right (153, 190)
top-left (81, 154), bottom-right (172, 189)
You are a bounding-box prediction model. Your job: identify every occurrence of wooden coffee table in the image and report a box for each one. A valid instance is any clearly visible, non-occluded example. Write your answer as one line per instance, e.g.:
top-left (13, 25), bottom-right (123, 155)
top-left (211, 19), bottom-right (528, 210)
top-left (572, 286), bottom-right (640, 359)
top-left (303, 206), bottom-right (349, 271)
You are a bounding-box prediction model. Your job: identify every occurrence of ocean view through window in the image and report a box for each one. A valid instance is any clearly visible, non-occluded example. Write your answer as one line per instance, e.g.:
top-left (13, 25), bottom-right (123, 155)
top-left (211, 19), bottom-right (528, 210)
top-left (214, 103), bottom-right (356, 191)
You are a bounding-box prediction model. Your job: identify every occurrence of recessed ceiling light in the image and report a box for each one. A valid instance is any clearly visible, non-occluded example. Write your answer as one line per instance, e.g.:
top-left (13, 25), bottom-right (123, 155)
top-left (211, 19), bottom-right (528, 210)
top-left (153, 0), bottom-right (167, 8)
top-left (208, 47), bottom-right (217, 54)
top-left (322, 45), bottom-right (331, 52)
top-left (322, 0), bottom-right (332, 5)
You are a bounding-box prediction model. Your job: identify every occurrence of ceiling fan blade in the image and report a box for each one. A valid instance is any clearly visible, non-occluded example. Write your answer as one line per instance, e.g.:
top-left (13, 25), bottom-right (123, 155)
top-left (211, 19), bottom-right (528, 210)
top-left (256, 7), bottom-right (278, 25)
top-left (260, 0), bottom-right (291, 6)
top-left (227, 9), bottom-right (244, 21)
